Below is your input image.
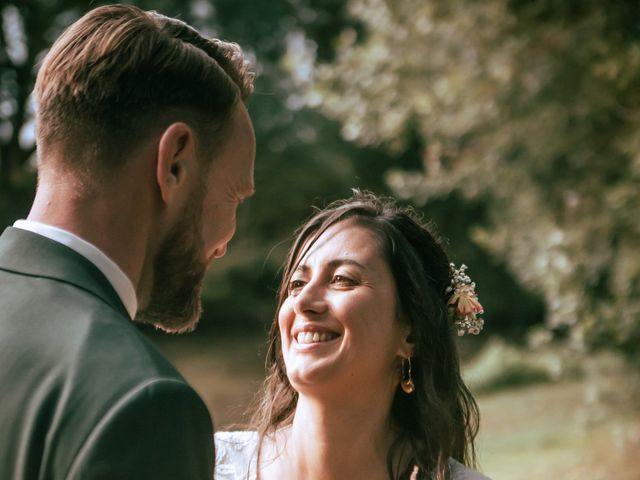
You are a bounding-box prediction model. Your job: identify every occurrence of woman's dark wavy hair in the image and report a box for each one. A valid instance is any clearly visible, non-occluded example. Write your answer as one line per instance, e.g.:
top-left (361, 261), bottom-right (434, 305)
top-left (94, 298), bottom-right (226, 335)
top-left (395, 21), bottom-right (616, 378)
top-left (250, 190), bottom-right (479, 480)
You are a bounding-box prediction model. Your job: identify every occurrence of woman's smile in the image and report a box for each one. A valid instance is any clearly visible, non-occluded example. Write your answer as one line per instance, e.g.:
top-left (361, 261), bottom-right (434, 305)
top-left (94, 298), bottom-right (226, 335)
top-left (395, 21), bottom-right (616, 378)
top-left (294, 331), bottom-right (340, 345)
top-left (292, 324), bottom-right (341, 348)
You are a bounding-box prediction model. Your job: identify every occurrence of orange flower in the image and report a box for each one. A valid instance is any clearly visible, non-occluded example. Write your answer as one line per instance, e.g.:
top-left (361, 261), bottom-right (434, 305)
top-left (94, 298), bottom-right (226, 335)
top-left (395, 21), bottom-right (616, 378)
top-left (449, 289), bottom-right (483, 316)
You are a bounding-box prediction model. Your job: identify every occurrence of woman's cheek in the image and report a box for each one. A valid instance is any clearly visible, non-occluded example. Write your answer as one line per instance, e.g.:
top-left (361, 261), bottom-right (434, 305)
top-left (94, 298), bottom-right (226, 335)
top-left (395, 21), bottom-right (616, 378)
top-left (277, 301), bottom-right (293, 338)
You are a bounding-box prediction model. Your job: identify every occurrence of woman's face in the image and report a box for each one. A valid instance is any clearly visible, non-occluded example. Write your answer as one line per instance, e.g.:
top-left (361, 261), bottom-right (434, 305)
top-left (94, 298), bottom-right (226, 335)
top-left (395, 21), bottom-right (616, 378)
top-left (278, 220), bottom-right (413, 398)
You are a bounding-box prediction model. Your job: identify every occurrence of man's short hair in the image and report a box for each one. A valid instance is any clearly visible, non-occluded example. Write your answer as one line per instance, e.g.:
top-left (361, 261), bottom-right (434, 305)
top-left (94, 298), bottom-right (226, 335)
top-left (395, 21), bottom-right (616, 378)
top-left (35, 4), bottom-right (254, 179)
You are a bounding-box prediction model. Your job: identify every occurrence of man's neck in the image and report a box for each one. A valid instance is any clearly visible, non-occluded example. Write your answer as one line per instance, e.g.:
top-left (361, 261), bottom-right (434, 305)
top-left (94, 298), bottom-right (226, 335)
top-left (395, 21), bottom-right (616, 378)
top-left (27, 176), bottom-right (154, 299)
top-left (14, 219), bottom-right (139, 319)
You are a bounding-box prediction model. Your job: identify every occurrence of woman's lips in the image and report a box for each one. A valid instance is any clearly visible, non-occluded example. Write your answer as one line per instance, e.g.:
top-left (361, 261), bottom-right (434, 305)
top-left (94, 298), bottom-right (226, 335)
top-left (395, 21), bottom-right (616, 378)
top-left (292, 325), bottom-right (340, 345)
top-left (295, 331), bottom-right (339, 344)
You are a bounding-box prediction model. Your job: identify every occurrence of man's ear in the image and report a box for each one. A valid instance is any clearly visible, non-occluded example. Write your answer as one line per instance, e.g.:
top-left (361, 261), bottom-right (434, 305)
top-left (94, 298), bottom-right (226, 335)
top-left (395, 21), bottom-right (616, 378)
top-left (156, 122), bottom-right (197, 206)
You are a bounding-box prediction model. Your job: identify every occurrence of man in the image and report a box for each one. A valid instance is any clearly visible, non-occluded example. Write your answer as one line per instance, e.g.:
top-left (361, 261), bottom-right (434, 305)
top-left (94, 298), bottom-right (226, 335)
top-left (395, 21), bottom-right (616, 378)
top-left (0, 4), bottom-right (255, 479)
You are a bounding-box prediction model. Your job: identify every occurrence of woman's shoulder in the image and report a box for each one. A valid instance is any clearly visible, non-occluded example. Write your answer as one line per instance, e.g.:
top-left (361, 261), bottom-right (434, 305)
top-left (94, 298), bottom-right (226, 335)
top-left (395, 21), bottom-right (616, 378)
top-left (448, 458), bottom-right (492, 480)
top-left (214, 431), bottom-right (259, 480)
top-left (215, 430), bottom-right (259, 445)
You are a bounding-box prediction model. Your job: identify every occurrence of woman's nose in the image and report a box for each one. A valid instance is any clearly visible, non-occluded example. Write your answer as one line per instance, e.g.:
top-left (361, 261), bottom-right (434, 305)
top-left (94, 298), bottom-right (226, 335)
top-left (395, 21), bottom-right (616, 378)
top-left (292, 281), bottom-right (327, 315)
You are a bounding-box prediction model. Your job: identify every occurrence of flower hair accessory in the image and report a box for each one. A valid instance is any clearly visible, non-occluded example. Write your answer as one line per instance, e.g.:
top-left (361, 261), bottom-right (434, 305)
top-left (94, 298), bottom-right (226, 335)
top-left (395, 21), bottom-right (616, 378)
top-left (446, 263), bottom-right (484, 336)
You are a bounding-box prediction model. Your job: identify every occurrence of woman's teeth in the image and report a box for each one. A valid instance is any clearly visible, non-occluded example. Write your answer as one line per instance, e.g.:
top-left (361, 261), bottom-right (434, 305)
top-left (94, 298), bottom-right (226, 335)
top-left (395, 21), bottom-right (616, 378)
top-left (296, 331), bottom-right (337, 344)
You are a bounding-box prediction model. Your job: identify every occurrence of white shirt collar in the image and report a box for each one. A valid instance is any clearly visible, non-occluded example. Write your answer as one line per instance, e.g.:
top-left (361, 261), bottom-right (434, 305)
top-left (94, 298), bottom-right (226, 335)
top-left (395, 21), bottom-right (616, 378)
top-left (13, 219), bottom-right (138, 319)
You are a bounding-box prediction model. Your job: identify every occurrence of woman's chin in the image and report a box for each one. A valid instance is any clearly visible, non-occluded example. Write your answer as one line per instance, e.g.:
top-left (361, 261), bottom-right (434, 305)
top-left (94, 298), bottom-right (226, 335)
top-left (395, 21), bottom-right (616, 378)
top-left (286, 358), bottom-right (341, 391)
top-left (284, 336), bottom-right (348, 391)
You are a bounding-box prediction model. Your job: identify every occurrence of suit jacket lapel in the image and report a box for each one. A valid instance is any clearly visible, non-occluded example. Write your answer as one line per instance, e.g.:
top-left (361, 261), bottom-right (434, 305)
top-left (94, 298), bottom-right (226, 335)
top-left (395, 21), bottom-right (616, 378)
top-left (0, 227), bottom-right (130, 319)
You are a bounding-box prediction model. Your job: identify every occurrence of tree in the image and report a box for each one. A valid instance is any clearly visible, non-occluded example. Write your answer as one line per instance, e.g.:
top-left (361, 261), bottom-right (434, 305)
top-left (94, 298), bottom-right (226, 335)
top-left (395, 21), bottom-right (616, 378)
top-left (306, 0), bottom-right (640, 351)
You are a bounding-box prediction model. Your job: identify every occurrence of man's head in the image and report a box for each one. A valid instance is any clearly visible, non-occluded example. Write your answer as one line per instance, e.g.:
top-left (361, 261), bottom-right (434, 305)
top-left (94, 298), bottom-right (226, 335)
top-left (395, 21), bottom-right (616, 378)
top-left (34, 4), bottom-right (256, 332)
top-left (35, 3), bottom-right (253, 182)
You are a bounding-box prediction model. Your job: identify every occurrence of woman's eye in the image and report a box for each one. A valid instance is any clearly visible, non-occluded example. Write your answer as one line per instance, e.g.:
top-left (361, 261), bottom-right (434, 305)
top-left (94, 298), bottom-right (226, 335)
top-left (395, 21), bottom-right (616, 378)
top-left (332, 275), bottom-right (356, 286)
top-left (288, 279), bottom-right (306, 294)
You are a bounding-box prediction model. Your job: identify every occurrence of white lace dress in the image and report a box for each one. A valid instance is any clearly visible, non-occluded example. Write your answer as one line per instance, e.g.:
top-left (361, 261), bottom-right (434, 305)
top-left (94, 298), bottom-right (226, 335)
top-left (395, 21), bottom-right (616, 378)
top-left (214, 431), bottom-right (491, 480)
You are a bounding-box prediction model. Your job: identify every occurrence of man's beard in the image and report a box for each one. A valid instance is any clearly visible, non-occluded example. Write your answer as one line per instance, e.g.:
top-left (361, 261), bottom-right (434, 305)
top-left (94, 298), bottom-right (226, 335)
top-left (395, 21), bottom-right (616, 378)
top-left (135, 196), bottom-right (208, 333)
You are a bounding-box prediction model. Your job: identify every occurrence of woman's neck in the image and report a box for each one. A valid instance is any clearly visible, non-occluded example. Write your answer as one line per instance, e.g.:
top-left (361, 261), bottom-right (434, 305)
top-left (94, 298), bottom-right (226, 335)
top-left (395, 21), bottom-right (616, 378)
top-left (261, 392), bottom-right (400, 480)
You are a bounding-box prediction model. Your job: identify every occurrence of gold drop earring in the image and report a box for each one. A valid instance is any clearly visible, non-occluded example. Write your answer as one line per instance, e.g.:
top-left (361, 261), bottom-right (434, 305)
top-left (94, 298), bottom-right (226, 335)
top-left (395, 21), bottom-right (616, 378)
top-left (401, 357), bottom-right (415, 394)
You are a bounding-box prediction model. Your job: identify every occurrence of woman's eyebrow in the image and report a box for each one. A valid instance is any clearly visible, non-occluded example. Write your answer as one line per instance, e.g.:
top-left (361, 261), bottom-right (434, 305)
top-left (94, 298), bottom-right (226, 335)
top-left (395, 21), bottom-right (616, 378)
top-left (328, 258), bottom-right (366, 270)
top-left (295, 258), bottom-right (367, 272)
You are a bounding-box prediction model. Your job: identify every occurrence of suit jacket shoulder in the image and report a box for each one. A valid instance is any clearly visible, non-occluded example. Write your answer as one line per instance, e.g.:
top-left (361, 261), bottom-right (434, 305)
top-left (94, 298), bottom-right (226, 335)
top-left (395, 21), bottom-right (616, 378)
top-left (0, 228), bottom-right (214, 480)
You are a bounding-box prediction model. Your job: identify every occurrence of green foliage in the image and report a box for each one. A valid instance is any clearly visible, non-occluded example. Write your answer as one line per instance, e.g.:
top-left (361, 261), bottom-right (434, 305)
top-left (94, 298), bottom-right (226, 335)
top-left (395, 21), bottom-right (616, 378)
top-left (307, 0), bottom-right (640, 351)
top-left (463, 338), bottom-right (583, 393)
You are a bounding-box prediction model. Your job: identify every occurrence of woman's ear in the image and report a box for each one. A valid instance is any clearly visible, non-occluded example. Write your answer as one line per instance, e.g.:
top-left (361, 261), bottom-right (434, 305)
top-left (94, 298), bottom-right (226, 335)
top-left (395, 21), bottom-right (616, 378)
top-left (156, 122), bottom-right (198, 207)
top-left (397, 322), bottom-right (416, 358)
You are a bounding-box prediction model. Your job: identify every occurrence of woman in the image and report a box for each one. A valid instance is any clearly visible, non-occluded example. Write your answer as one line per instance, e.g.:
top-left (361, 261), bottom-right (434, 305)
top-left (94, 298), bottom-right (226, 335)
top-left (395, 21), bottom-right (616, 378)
top-left (215, 191), bottom-right (489, 480)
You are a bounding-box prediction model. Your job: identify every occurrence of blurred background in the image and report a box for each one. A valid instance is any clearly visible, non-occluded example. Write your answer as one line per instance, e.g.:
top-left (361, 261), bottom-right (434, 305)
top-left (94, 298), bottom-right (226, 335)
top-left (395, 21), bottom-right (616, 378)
top-left (1, 0), bottom-right (639, 478)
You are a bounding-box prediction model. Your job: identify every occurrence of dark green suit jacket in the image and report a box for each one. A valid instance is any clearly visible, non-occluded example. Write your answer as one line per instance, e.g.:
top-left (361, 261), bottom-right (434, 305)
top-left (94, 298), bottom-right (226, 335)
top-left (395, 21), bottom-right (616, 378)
top-left (0, 227), bottom-right (214, 479)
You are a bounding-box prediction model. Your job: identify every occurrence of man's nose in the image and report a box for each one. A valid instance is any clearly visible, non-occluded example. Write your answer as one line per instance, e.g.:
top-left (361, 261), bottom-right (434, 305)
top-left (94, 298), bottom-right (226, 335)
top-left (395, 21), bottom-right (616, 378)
top-left (212, 244), bottom-right (227, 259)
